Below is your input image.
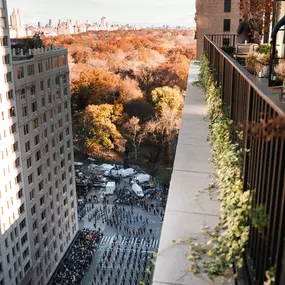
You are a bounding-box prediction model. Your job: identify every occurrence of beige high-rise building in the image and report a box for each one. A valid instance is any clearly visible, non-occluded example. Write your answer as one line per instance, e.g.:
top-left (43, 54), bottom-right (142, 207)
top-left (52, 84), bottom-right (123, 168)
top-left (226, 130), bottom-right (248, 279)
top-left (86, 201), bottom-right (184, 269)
top-left (0, 1), bottom-right (32, 285)
top-left (9, 8), bottom-right (26, 38)
top-left (0, 1), bottom-right (78, 284)
top-left (195, 0), bottom-right (240, 59)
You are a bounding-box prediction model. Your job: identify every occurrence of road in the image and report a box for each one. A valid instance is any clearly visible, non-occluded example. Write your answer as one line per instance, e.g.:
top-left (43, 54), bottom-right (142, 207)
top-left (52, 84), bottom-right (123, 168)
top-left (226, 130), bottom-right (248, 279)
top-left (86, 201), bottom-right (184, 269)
top-left (79, 186), bottom-right (163, 285)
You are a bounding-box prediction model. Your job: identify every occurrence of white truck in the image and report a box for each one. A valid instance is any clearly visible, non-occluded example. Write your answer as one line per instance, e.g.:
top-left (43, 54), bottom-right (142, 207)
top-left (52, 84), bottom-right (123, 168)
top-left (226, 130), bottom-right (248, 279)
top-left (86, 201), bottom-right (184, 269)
top-left (134, 174), bottom-right (150, 184)
top-left (102, 181), bottom-right (116, 195)
top-left (131, 183), bottom-right (144, 197)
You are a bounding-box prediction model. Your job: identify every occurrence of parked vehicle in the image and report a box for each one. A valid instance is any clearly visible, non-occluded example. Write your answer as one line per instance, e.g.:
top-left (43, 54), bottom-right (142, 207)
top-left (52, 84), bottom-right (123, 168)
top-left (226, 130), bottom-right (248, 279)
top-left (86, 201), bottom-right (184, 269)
top-left (134, 174), bottom-right (150, 184)
top-left (102, 181), bottom-right (116, 195)
top-left (131, 183), bottom-right (144, 197)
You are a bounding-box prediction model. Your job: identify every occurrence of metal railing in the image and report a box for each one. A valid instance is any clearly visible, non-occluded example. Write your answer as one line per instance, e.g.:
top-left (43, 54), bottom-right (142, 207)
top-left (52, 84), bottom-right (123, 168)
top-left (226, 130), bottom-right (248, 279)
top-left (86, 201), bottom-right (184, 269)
top-left (204, 35), bottom-right (285, 285)
top-left (205, 34), bottom-right (237, 48)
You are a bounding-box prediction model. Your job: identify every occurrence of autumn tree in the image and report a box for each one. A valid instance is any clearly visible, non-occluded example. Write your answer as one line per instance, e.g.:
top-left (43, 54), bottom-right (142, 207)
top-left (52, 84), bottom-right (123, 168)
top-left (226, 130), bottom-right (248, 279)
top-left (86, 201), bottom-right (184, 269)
top-left (151, 86), bottom-right (182, 111)
top-left (145, 108), bottom-right (180, 165)
top-left (240, 0), bottom-right (274, 43)
top-left (71, 68), bottom-right (121, 107)
top-left (82, 104), bottom-right (123, 155)
top-left (117, 77), bottom-right (143, 104)
top-left (124, 117), bottom-right (147, 161)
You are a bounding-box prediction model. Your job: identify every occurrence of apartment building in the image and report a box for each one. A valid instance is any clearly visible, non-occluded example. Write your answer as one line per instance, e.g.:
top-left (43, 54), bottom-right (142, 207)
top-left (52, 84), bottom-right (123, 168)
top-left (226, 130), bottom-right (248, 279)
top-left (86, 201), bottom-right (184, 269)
top-left (0, 1), bottom-right (78, 285)
top-left (0, 1), bottom-right (32, 285)
top-left (195, 0), bottom-right (240, 58)
top-left (12, 45), bottom-right (78, 285)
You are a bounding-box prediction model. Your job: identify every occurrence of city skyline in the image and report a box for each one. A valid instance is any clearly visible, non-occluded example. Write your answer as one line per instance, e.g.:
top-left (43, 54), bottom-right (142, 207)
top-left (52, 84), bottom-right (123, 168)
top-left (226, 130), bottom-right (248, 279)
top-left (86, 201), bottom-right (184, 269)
top-left (8, 0), bottom-right (196, 27)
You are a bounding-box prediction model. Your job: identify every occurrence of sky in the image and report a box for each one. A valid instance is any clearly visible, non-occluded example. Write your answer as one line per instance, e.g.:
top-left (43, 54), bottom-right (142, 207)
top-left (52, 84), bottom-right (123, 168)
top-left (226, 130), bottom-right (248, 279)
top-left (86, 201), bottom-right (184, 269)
top-left (7, 0), bottom-right (196, 27)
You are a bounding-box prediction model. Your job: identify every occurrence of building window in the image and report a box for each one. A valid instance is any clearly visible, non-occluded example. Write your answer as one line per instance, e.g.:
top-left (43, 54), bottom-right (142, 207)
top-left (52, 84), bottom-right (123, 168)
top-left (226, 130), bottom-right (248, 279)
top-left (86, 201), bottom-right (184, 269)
top-left (10, 123), bottom-right (16, 134)
top-left (53, 57), bottom-right (59, 68)
top-left (31, 101), bottom-right (37, 112)
top-left (9, 108), bottom-right (16, 118)
top-left (0, 17), bottom-right (6, 28)
top-left (4, 72), bottom-right (12, 83)
top-left (24, 124), bottom-right (29, 135)
top-left (27, 157), bottom-right (32, 168)
top-left (20, 88), bottom-right (25, 99)
top-left (29, 189), bottom-right (35, 200)
top-left (224, 0), bottom-right (231, 12)
top-left (60, 55), bottom-right (66, 66)
top-left (46, 59), bottom-right (50, 71)
top-left (38, 61), bottom-right (43, 73)
top-left (42, 96), bottom-right (45, 107)
top-left (15, 173), bottom-right (21, 184)
top-left (0, 36), bottom-right (8, 46)
top-left (12, 141), bottom-right (19, 152)
top-left (14, 157), bottom-right (20, 168)
top-left (223, 19), bottom-right (231, 32)
top-left (17, 188), bottom-right (23, 199)
top-left (33, 119), bottom-right (38, 129)
top-left (2, 54), bottom-right (10, 65)
top-left (31, 85), bottom-right (36, 95)
top-left (35, 150), bottom-right (41, 161)
top-left (22, 105), bottom-right (27, 117)
top-left (6, 89), bottom-right (13, 100)
top-left (19, 218), bottom-right (26, 231)
top-left (27, 64), bottom-right (34, 76)
top-left (34, 134), bottom-right (39, 145)
top-left (25, 141), bottom-right (30, 152)
top-left (40, 80), bottom-right (44, 91)
top-left (17, 67), bottom-right (24, 79)
top-left (28, 174), bottom-right (33, 185)
top-left (37, 165), bottom-right (42, 176)
top-left (18, 203), bottom-right (25, 215)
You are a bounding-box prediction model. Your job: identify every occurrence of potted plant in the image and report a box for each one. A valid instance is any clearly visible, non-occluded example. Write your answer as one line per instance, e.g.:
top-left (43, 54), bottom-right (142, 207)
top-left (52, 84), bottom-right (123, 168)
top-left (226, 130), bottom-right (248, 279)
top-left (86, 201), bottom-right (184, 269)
top-left (274, 60), bottom-right (285, 102)
top-left (255, 52), bottom-right (270, 78)
top-left (246, 52), bottom-right (258, 75)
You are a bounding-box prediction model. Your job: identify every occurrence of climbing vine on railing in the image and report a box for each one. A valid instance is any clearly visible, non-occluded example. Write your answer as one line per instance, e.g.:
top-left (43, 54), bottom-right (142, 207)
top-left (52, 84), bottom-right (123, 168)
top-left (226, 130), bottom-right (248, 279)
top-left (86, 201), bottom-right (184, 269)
top-left (187, 54), bottom-right (251, 280)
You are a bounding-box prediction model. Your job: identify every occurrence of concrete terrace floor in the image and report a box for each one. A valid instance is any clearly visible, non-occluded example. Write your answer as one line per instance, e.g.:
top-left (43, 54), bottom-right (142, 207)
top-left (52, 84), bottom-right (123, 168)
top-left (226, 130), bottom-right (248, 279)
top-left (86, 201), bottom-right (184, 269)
top-left (152, 63), bottom-right (222, 285)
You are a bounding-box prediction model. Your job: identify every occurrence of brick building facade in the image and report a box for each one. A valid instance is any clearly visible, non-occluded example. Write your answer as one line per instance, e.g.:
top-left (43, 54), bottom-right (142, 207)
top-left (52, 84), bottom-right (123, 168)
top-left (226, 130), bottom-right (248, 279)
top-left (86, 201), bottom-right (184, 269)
top-left (195, 0), bottom-right (240, 59)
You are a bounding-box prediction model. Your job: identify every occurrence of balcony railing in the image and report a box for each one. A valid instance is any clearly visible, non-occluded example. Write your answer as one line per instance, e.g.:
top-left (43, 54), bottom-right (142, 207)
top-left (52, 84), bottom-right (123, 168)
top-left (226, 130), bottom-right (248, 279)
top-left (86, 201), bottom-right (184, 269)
top-left (204, 35), bottom-right (285, 285)
top-left (205, 34), bottom-right (236, 48)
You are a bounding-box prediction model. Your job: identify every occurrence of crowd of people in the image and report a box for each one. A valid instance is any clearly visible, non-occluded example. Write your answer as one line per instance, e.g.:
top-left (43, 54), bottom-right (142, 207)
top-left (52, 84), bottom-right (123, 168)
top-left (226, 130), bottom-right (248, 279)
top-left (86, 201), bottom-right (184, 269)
top-left (90, 235), bottom-right (154, 285)
top-left (51, 229), bottom-right (103, 285)
top-left (83, 199), bottom-right (164, 237)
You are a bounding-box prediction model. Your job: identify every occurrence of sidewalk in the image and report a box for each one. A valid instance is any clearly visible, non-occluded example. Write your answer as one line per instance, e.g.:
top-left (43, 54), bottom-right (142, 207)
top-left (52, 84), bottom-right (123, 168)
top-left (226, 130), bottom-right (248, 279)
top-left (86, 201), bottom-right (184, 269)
top-left (152, 63), bottom-right (221, 285)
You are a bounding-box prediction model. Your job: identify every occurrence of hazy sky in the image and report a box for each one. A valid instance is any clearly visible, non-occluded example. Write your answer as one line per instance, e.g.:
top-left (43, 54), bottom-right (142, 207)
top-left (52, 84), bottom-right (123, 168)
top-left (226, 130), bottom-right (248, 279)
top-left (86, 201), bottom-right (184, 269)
top-left (7, 0), bottom-right (196, 27)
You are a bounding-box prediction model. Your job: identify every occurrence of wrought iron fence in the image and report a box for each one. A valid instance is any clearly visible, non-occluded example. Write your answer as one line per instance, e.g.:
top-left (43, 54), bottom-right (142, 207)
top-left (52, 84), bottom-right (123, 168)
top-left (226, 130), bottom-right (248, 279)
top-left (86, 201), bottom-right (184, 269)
top-left (204, 35), bottom-right (285, 285)
top-left (205, 34), bottom-right (236, 48)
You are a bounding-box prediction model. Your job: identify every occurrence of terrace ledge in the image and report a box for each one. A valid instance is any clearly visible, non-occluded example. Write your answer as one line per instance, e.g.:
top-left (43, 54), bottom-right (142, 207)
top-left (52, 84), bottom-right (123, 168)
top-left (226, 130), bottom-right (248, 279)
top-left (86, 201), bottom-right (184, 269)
top-left (152, 63), bottom-right (230, 285)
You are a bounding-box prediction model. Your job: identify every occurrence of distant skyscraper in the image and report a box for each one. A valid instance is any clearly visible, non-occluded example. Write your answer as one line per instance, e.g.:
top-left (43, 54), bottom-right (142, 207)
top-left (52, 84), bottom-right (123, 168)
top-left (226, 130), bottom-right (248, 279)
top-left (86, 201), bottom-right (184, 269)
top-left (101, 16), bottom-right (106, 29)
top-left (49, 19), bottom-right (52, 26)
top-left (38, 21), bottom-right (41, 28)
top-left (9, 8), bottom-right (26, 38)
top-left (10, 8), bottom-right (22, 27)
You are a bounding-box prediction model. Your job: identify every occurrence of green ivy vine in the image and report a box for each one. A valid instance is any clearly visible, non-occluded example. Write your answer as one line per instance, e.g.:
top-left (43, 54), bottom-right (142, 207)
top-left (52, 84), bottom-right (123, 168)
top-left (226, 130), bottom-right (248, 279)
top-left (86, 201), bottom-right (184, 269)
top-left (186, 54), bottom-right (252, 280)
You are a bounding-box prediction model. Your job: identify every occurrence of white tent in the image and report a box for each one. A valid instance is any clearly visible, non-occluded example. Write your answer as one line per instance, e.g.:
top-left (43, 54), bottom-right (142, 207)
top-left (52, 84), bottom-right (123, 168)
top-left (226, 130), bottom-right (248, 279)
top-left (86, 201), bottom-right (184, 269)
top-left (118, 168), bottom-right (136, 177)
